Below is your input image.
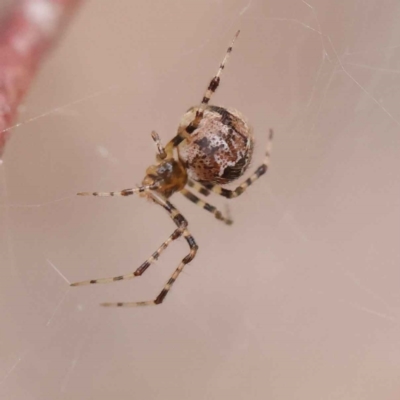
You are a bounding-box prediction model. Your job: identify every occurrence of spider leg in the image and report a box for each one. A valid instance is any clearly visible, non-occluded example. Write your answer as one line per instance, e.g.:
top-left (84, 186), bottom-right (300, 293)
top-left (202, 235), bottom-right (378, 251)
top-left (200, 129), bottom-right (273, 199)
top-left (101, 192), bottom-right (199, 307)
top-left (198, 30), bottom-right (240, 107)
top-left (70, 227), bottom-right (184, 286)
top-left (165, 30), bottom-right (240, 152)
top-left (187, 179), bottom-right (212, 197)
top-left (77, 183), bottom-right (158, 197)
top-left (180, 188), bottom-right (232, 225)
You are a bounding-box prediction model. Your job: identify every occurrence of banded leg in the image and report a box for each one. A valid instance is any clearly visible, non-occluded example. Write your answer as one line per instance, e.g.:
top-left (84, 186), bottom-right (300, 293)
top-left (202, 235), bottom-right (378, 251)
top-left (70, 227), bottom-right (184, 287)
top-left (165, 30), bottom-right (241, 151)
top-left (187, 179), bottom-right (212, 197)
top-left (180, 188), bottom-right (232, 225)
top-left (77, 183), bottom-right (158, 197)
top-left (101, 192), bottom-right (198, 307)
top-left (197, 29), bottom-right (240, 108)
top-left (202, 129), bottom-right (273, 199)
top-left (101, 229), bottom-right (198, 307)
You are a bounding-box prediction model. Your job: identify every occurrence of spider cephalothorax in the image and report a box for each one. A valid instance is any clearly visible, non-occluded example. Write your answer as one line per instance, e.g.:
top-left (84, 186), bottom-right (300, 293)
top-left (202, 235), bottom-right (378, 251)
top-left (72, 31), bottom-right (273, 307)
top-left (142, 158), bottom-right (187, 199)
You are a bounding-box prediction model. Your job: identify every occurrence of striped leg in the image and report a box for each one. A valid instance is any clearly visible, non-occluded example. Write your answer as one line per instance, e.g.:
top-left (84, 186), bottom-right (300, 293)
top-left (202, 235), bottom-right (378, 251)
top-left (101, 192), bottom-right (198, 307)
top-left (180, 188), bottom-right (233, 225)
top-left (203, 129), bottom-right (273, 199)
top-left (197, 30), bottom-right (240, 108)
top-left (70, 228), bottom-right (184, 287)
top-left (165, 30), bottom-right (241, 151)
top-left (77, 183), bottom-right (158, 197)
top-left (187, 179), bottom-right (212, 197)
top-left (101, 229), bottom-right (197, 307)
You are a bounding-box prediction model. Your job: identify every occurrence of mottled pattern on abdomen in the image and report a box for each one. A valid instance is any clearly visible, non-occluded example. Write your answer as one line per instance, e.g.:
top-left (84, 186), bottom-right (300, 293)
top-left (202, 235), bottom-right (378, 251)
top-left (178, 106), bottom-right (254, 185)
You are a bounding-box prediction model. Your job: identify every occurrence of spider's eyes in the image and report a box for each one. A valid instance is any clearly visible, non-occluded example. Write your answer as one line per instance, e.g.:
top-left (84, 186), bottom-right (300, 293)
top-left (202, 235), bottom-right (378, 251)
top-left (157, 163), bottom-right (173, 175)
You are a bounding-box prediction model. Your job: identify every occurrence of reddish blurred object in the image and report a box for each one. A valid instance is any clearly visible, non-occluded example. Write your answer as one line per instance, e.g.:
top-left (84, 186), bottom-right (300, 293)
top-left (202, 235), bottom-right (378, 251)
top-left (0, 0), bottom-right (84, 159)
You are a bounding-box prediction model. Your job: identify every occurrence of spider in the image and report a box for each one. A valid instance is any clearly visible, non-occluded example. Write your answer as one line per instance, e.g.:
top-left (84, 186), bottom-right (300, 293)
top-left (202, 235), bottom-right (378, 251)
top-left (71, 31), bottom-right (273, 307)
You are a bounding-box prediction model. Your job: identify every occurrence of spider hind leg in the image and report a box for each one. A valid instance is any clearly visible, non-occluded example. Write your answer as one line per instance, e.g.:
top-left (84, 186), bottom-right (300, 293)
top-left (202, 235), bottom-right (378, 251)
top-left (165, 30), bottom-right (241, 152)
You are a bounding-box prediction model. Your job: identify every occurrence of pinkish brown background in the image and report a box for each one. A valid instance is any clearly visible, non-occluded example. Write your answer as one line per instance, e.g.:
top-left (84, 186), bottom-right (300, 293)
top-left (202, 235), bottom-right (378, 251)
top-left (1, 1), bottom-right (400, 399)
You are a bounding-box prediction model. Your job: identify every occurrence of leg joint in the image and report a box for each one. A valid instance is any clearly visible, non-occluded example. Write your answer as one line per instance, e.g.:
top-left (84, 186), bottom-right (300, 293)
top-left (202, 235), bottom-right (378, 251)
top-left (173, 213), bottom-right (188, 228)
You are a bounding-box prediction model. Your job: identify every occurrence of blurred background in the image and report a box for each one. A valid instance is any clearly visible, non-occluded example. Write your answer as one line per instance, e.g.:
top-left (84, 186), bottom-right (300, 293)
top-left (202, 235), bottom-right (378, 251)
top-left (1, 0), bottom-right (399, 399)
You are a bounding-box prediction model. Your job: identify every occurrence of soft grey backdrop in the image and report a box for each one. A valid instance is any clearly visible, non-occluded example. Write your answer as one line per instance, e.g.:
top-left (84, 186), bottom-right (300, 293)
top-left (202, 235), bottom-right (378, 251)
top-left (1, 0), bottom-right (399, 399)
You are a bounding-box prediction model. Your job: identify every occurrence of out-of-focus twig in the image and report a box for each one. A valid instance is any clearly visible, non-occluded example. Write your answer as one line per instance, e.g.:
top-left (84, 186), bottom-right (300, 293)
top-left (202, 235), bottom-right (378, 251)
top-left (0, 0), bottom-right (84, 159)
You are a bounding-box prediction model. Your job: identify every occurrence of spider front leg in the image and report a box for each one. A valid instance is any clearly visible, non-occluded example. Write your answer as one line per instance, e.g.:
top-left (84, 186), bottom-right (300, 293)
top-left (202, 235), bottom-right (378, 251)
top-left (70, 227), bottom-right (184, 287)
top-left (202, 129), bottom-right (273, 199)
top-left (77, 183), bottom-right (159, 197)
top-left (101, 192), bottom-right (198, 307)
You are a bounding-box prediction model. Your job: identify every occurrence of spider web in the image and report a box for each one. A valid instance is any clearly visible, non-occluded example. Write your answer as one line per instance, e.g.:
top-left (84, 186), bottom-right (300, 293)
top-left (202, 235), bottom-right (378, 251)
top-left (1, 0), bottom-right (400, 399)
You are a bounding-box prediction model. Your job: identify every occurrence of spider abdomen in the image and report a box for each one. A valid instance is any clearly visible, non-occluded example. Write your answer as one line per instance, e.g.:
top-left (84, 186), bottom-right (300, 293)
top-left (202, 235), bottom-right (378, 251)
top-left (178, 105), bottom-right (254, 185)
